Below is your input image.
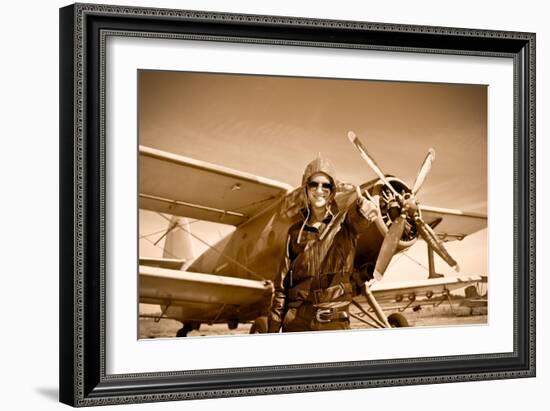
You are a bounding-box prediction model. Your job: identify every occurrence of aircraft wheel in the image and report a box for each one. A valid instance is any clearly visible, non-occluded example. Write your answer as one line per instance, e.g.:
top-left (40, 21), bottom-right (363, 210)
top-left (249, 316), bottom-right (268, 334)
top-left (176, 322), bottom-right (197, 337)
top-left (387, 313), bottom-right (409, 328)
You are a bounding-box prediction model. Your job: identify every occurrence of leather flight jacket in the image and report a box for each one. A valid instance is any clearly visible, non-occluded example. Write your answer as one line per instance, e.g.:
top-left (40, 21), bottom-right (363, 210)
top-left (268, 202), bottom-right (372, 333)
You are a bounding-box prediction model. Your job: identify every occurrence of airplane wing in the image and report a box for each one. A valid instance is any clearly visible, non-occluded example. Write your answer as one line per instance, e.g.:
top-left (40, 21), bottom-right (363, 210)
top-left (419, 205), bottom-right (487, 241)
top-left (139, 257), bottom-right (186, 270)
top-left (369, 275), bottom-right (486, 310)
top-left (140, 266), bottom-right (274, 321)
top-left (140, 146), bottom-right (293, 226)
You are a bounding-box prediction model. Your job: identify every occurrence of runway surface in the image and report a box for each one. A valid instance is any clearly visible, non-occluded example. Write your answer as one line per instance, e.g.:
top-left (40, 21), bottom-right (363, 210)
top-left (140, 304), bottom-right (487, 338)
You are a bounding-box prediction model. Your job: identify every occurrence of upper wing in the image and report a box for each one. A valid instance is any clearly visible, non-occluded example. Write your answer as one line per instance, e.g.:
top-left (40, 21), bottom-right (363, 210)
top-left (140, 266), bottom-right (273, 321)
top-left (419, 205), bottom-right (487, 241)
top-left (140, 146), bottom-right (293, 226)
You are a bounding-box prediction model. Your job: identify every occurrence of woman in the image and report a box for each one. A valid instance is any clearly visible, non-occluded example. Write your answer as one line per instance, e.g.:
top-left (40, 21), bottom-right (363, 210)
top-left (268, 156), bottom-right (378, 332)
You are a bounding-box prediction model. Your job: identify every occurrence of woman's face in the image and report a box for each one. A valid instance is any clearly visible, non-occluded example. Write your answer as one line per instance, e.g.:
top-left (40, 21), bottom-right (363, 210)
top-left (306, 173), bottom-right (333, 210)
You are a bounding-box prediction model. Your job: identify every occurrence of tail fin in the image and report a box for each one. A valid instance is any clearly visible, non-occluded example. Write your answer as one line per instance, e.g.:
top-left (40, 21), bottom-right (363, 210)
top-left (163, 216), bottom-right (195, 267)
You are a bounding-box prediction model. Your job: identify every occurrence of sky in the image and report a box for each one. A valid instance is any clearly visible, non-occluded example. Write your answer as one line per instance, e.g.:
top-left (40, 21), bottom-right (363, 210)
top-left (138, 70), bottom-right (487, 282)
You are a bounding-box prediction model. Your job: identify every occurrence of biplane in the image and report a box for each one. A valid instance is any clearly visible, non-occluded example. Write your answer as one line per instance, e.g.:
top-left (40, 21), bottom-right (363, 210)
top-left (139, 132), bottom-right (487, 336)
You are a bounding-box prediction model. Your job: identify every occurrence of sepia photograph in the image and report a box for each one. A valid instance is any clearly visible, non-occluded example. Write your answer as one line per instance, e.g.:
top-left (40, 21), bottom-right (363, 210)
top-left (138, 70), bottom-right (488, 339)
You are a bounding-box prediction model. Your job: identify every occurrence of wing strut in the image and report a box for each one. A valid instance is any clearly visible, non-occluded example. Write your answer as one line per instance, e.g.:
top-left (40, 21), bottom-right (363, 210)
top-left (350, 300), bottom-right (386, 328)
top-left (361, 284), bottom-right (392, 328)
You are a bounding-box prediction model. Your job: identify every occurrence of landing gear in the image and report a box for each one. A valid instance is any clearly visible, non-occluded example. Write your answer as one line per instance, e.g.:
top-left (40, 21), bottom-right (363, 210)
top-left (249, 316), bottom-right (268, 334)
top-left (176, 322), bottom-right (200, 337)
top-left (387, 313), bottom-right (409, 327)
top-left (427, 243), bottom-right (445, 279)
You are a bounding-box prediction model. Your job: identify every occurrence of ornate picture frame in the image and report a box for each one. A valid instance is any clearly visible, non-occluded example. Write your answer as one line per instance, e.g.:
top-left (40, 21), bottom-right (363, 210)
top-left (59, 3), bottom-right (535, 406)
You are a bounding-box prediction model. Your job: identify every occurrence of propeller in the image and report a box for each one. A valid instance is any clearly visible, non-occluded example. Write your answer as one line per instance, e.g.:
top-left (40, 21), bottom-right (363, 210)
top-left (348, 131), bottom-right (459, 281)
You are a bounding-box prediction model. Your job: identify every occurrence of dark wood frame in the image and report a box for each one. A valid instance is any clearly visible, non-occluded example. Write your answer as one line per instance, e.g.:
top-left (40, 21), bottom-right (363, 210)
top-left (59, 3), bottom-right (536, 407)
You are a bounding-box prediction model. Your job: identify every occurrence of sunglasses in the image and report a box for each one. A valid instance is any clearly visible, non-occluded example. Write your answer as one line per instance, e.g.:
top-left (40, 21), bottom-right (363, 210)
top-left (307, 181), bottom-right (333, 191)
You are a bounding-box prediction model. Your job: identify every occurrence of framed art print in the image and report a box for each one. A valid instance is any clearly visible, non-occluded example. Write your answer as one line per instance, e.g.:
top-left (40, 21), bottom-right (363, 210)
top-left (59, 3), bottom-right (535, 406)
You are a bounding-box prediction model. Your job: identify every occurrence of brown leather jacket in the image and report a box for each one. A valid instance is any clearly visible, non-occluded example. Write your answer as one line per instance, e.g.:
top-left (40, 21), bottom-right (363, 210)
top-left (267, 202), bottom-right (371, 332)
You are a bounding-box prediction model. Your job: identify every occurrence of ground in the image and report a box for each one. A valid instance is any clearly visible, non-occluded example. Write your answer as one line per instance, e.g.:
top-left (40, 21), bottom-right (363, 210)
top-left (139, 303), bottom-right (487, 338)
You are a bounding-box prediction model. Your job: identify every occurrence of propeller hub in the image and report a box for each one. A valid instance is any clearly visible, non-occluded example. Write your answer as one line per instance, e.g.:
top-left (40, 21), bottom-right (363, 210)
top-left (402, 193), bottom-right (419, 215)
top-left (388, 200), bottom-right (401, 221)
top-left (372, 177), bottom-right (418, 245)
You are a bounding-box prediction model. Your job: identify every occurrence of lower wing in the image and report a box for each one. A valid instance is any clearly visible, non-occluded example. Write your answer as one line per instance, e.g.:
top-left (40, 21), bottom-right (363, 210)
top-left (139, 257), bottom-right (186, 270)
top-left (370, 275), bottom-right (487, 311)
top-left (139, 266), bottom-right (274, 323)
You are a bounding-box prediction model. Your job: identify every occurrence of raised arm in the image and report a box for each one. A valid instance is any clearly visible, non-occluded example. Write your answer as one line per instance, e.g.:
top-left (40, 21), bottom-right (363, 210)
top-left (344, 189), bottom-right (378, 235)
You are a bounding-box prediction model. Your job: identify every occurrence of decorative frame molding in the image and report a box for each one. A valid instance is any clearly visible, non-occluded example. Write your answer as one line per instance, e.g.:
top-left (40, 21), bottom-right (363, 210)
top-left (60, 3), bottom-right (535, 407)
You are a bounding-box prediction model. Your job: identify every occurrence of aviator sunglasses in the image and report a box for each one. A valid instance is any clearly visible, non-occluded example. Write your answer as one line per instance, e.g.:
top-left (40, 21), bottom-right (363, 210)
top-left (307, 181), bottom-right (333, 191)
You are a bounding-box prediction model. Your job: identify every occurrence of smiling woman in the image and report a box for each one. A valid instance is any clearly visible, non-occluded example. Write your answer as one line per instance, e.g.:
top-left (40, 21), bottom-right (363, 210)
top-left (266, 151), bottom-right (384, 333)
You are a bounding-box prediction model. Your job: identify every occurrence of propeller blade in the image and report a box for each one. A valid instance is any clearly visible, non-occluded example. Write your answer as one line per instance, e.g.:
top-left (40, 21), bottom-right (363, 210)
top-left (412, 148), bottom-right (435, 195)
top-left (373, 215), bottom-right (406, 280)
top-left (416, 217), bottom-right (460, 272)
top-left (412, 148), bottom-right (436, 195)
top-left (347, 131), bottom-right (401, 199)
